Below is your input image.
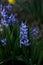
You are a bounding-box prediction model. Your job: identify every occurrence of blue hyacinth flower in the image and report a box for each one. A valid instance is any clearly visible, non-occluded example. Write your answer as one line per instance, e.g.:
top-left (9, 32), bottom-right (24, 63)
top-left (30, 28), bottom-right (38, 35)
top-left (8, 14), bottom-right (18, 25)
top-left (1, 38), bottom-right (7, 46)
top-left (1, 19), bottom-right (9, 27)
top-left (6, 4), bottom-right (12, 11)
top-left (1, 8), bottom-right (8, 19)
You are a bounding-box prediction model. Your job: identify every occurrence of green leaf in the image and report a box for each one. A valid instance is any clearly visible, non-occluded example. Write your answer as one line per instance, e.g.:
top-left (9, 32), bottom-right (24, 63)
top-left (16, 56), bottom-right (24, 61)
top-left (37, 51), bottom-right (43, 65)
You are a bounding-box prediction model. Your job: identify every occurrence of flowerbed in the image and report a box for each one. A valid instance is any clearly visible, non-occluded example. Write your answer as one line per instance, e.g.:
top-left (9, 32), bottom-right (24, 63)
top-left (0, 0), bottom-right (43, 65)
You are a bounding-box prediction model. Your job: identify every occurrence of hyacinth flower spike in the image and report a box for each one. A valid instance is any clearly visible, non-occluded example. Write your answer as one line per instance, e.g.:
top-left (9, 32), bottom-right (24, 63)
top-left (20, 22), bottom-right (30, 48)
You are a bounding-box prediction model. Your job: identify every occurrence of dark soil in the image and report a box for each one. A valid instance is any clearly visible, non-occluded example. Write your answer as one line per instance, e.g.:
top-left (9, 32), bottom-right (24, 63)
top-left (3, 60), bottom-right (27, 65)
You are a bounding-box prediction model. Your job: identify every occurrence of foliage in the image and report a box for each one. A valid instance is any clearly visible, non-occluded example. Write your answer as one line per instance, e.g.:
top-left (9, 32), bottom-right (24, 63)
top-left (0, 22), bottom-right (43, 65)
top-left (16, 0), bottom-right (43, 23)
